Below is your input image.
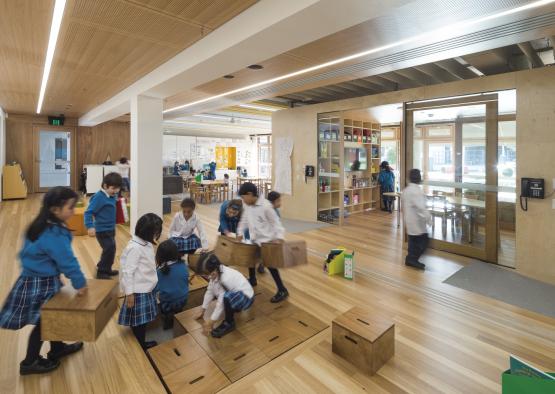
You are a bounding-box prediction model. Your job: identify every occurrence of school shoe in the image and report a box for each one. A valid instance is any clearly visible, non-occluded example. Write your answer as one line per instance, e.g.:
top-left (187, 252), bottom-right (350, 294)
top-left (96, 271), bottom-right (111, 280)
top-left (20, 356), bottom-right (60, 376)
top-left (47, 342), bottom-right (84, 361)
top-left (270, 289), bottom-right (289, 303)
top-left (162, 315), bottom-right (174, 330)
top-left (249, 278), bottom-right (258, 287)
top-left (211, 321), bottom-right (236, 338)
top-left (405, 260), bottom-right (425, 270)
top-left (143, 341), bottom-right (158, 350)
top-left (106, 269), bottom-right (119, 276)
top-left (257, 264), bottom-right (265, 274)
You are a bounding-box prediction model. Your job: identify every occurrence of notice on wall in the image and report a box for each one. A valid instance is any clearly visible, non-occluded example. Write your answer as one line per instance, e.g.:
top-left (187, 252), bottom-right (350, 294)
top-left (274, 137), bottom-right (293, 195)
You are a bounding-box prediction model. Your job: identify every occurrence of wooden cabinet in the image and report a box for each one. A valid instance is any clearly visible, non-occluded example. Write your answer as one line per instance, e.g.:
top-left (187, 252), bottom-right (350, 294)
top-left (2, 164), bottom-right (28, 200)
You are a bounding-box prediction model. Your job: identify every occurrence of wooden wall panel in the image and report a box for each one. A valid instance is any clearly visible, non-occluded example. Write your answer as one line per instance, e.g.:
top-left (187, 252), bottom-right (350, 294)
top-left (5, 115), bottom-right (129, 193)
top-left (76, 121), bottom-right (130, 171)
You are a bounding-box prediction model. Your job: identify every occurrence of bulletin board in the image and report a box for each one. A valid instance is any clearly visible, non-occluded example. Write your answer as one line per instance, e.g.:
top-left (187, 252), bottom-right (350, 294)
top-left (215, 146), bottom-right (237, 170)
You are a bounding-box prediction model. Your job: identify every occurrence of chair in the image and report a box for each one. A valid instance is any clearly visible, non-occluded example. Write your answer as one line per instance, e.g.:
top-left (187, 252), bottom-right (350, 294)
top-left (427, 192), bottom-right (458, 239)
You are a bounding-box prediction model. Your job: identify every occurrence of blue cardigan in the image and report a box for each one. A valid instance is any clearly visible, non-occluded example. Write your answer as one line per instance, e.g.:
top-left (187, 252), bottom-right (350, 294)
top-left (156, 261), bottom-right (189, 303)
top-left (20, 224), bottom-right (86, 289)
top-left (84, 190), bottom-right (117, 232)
top-left (218, 201), bottom-right (250, 238)
top-left (378, 170), bottom-right (395, 193)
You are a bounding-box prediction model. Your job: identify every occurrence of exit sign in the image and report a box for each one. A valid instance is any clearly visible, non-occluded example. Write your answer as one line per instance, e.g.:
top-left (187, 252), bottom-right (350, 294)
top-left (48, 116), bottom-right (65, 126)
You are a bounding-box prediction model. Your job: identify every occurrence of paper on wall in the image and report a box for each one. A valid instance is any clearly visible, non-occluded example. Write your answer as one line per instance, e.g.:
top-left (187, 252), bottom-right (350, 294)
top-left (274, 137), bottom-right (293, 195)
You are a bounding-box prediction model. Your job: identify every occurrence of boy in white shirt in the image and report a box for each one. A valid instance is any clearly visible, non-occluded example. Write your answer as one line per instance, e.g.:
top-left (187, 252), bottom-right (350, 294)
top-left (195, 253), bottom-right (254, 338)
top-left (169, 198), bottom-right (208, 256)
top-left (237, 182), bottom-right (289, 303)
top-left (116, 157), bottom-right (130, 193)
top-left (401, 169), bottom-right (431, 270)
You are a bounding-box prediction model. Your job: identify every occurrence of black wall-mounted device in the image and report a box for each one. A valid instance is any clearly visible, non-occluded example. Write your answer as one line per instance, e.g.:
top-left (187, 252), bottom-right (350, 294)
top-left (520, 177), bottom-right (544, 211)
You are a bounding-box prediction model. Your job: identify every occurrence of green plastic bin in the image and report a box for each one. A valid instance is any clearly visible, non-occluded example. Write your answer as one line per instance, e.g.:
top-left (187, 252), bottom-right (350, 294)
top-left (502, 370), bottom-right (555, 394)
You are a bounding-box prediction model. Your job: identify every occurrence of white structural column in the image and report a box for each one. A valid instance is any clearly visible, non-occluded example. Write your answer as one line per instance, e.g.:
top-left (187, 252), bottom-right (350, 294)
top-left (130, 95), bottom-right (163, 230)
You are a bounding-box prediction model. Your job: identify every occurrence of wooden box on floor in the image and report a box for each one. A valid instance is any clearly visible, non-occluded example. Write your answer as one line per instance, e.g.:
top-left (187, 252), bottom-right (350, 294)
top-left (185, 275), bottom-right (208, 311)
top-left (214, 235), bottom-right (259, 267)
top-left (148, 334), bottom-right (205, 377)
top-left (332, 306), bottom-right (394, 375)
top-left (66, 207), bottom-right (87, 236)
top-left (164, 355), bottom-right (230, 394)
top-left (188, 254), bottom-right (201, 272)
top-left (261, 240), bottom-right (308, 268)
top-left (41, 279), bottom-right (118, 341)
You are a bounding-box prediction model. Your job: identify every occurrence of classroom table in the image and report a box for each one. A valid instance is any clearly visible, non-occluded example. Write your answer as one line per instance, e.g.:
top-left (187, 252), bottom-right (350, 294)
top-left (383, 192), bottom-right (401, 228)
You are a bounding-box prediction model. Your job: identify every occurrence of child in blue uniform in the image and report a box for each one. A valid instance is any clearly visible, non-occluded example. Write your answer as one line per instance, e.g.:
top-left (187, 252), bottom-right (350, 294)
top-left (85, 172), bottom-right (122, 279)
top-left (118, 213), bottom-right (163, 350)
top-left (378, 161), bottom-right (395, 213)
top-left (155, 240), bottom-right (189, 330)
top-left (0, 187), bottom-right (88, 375)
top-left (218, 199), bottom-right (243, 236)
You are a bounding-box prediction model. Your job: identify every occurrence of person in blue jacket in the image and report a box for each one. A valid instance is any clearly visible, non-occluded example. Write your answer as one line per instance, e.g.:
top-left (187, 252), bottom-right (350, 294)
top-left (0, 187), bottom-right (88, 376)
top-left (218, 199), bottom-right (244, 237)
top-left (155, 240), bottom-right (189, 330)
top-left (378, 161), bottom-right (395, 213)
top-left (84, 172), bottom-right (122, 279)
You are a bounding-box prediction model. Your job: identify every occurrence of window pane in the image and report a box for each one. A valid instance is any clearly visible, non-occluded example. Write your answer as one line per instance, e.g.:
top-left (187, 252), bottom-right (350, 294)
top-left (427, 126), bottom-right (452, 137)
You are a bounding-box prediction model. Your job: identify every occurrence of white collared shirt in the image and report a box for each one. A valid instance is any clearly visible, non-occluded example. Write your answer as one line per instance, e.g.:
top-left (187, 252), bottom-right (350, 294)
top-left (169, 212), bottom-right (208, 248)
top-left (119, 236), bottom-right (158, 295)
top-left (201, 265), bottom-right (253, 321)
top-left (401, 183), bottom-right (431, 236)
top-left (237, 197), bottom-right (285, 246)
top-left (116, 161), bottom-right (130, 178)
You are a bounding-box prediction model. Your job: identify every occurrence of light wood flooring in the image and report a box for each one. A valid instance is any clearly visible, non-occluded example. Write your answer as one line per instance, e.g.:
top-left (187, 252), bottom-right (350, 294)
top-left (1, 195), bottom-right (554, 393)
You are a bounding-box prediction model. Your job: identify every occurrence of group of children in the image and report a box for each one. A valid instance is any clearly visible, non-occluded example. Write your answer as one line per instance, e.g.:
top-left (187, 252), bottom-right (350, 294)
top-left (0, 171), bottom-right (289, 375)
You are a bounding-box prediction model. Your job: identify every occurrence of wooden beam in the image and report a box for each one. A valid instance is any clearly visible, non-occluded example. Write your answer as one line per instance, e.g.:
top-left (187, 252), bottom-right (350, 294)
top-left (378, 72), bottom-right (422, 88)
top-left (517, 42), bottom-right (544, 68)
top-left (435, 59), bottom-right (478, 80)
top-left (415, 63), bottom-right (460, 82)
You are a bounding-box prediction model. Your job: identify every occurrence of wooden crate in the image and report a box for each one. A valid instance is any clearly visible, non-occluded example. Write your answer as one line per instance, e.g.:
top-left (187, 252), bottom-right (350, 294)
top-left (148, 334), bottom-right (205, 377)
top-left (185, 275), bottom-right (208, 311)
top-left (174, 307), bottom-right (205, 336)
top-left (332, 306), bottom-right (395, 375)
top-left (214, 235), bottom-right (260, 267)
top-left (188, 254), bottom-right (201, 272)
top-left (163, 355), bottom-right (230, 394)
top-left (41, 279), bottom-right (118, 341)
top-left (273, 310), bottom-right (328, 341)
top-left (261, 240), bottom-right (307, 268)
top-left (66, 207), bottom-right (87, 236)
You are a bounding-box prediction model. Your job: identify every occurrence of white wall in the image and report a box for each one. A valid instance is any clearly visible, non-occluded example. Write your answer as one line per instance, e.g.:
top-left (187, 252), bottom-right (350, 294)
top-left (163, 134), bottom-right (259, 177)
top-left (0, 108), bottom-right (5, 201)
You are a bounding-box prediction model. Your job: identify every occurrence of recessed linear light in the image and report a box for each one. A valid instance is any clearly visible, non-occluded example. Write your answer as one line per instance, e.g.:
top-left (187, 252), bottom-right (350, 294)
top-left (247, 64), bottom-right (264, 70)
top-left (239, 103), bottom-right (280, 112)
top-left (36, 0), bottom-right (67, 114)
top-left (223, 75), bottom-right (235, 79)
top-left (163, 0), bottom-right (555, 114)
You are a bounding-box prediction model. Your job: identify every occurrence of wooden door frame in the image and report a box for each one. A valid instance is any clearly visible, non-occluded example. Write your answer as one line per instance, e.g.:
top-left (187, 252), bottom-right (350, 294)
top-left (32, 125), bottom-right (78, 193)
top-left (405, 94), bottom-right (499, 263)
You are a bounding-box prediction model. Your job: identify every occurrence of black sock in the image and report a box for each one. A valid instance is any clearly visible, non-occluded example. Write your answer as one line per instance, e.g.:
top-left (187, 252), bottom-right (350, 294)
top-left (248, 268), bottom-right (256, 282)
top-left (23, 322), bottom-right (43, 364)
top-left (131, 324), bottom-right (147, 348)
top-left (269, 268), bottom-right (286, 292)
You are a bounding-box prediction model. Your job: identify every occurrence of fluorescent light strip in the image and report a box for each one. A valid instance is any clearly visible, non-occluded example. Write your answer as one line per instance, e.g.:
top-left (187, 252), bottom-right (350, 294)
top-left (163, 0), bottom-right (555, 114)
top-left (239, 103), bottom-right (281, 112)
top-left (36, 0), bottom-right (67, 114)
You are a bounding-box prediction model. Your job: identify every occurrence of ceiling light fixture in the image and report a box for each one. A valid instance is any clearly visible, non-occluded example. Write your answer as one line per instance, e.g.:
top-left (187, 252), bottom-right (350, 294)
top-left (223, 75), bottom-right (235, 79)
top-left (164, 0), bottom-right (555, 114)
top-left (247, 64), bottom-right (264, 70)
top-left (36, 0), bottom-right (67, 114)
top-left (239, 103), bottom-right (280, 112)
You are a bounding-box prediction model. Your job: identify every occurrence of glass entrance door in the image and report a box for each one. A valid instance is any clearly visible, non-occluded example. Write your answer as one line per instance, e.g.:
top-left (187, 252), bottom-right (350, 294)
top-left (406, 95), bottom-right (499, 263)
top-left (38, 130), bottom-right (72, 191)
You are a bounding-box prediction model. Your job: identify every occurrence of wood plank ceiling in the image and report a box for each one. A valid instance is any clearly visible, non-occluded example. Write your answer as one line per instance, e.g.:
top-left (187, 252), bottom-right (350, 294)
top-left (0, 0), bottom-right (257, 116)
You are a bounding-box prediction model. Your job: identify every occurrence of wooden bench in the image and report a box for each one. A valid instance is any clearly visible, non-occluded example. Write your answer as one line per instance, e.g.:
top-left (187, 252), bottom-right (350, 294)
top-left (332, 306), bottom-right (394, 375)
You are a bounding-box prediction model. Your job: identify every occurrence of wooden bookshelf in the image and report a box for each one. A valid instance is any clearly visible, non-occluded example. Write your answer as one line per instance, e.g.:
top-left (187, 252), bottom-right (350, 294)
top-left (317, 112), bottom-right (381, 225)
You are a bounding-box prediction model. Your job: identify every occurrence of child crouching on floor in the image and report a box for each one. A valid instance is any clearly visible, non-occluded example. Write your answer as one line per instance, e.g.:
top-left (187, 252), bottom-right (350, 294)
top-left (195, 253), bottom-right (253, 338)
top-left (155, 240), bottom-right (189, 330)
top-left (169, 198), bottom-right (208, 256)
top-left (119, 213), bottom-right (163, 350)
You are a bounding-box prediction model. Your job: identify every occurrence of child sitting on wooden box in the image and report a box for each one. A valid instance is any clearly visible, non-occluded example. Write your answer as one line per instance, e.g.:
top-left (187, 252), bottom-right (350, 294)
top-left (195, 253), bottom-right (254, 338)
top-left (237, 182), bottom-right (289, 303)
top-left (169, 198), bottom-right (208, 256)
top-left (155, 240), bottom-right (189, 330)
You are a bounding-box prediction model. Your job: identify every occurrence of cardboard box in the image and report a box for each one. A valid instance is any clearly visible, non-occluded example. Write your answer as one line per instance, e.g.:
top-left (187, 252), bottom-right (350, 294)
top-left (332, 307), bottom-right (394, 375)
top-left (41, 279), bottom-right (118, 341)
top-left (214, 235), bottom-right (260, 267)
top-left (260, 240), bottom-right (307, 268)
